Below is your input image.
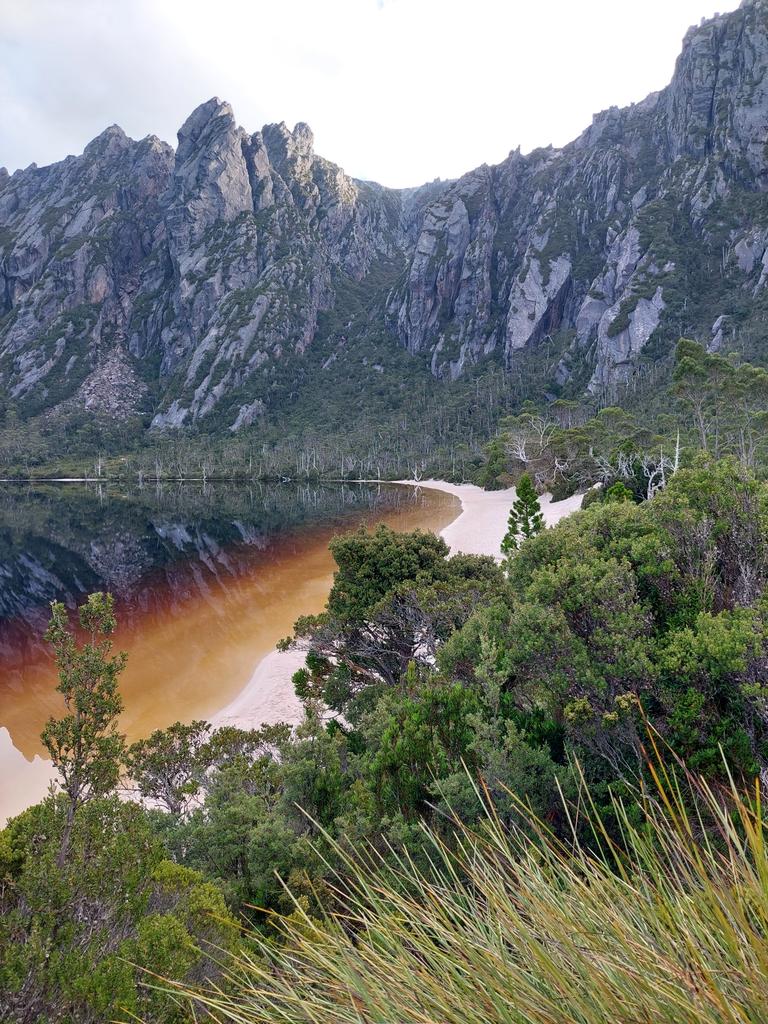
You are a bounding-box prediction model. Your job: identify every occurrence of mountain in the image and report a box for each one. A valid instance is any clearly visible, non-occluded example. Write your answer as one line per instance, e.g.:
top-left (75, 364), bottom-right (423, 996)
top-left (3, 0), bottom-right (768, 436)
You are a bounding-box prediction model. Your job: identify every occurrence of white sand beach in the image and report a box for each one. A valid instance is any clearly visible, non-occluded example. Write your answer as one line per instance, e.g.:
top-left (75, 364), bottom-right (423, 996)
top-left (0, 727), bottom-right (56, 823)
top-left (396, 480), bottom-right (584, 560)
top-left (212, 480), bottom-right (584, 731)
top-left (211, 647), bottom-right (307, 730)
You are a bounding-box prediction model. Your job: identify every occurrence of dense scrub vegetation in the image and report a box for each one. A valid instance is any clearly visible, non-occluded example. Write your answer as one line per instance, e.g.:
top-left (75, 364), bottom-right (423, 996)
top-left (0, 798), bottom-right (240, 1024)
top-left (4, 446), bottom-right (768, 1020)
top-left (5, 335), bottom-right (768, 1019)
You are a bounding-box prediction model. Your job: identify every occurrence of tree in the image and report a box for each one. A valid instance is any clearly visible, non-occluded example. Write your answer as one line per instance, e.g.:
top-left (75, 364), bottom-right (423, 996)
top-left (285, 526), bottom-right (503, 713)
top-left (126, 721), bottom-right (290, 816)
top-left (126, 720), bottom-right (212, 816)
top-left (367, 678), bottom-right (481, 819)
top-left (41, 592), bottom-right (127, 867)
top-left (478, 436), bottom-right (507, 490)
top-left (501, 474), bottom-right (544, 558)
top-left (503, 412), bottom-right (556, 485)
top-left (673, 339), bottom-right (733, 455)
top-left (0, 796), bottom-right (241, 1024)
top-left (605, 481), bottom-right (634, 503)
top-left (324, 526), bottom-right (451, 622)
top-left (724, 362), bottom-right (768, 469)
top-left (652, 455), bottom-right (768, 614)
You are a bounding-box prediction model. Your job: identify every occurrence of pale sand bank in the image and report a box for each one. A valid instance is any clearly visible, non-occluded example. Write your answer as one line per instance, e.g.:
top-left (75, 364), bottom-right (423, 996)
top-left (212, 481), bottom-right (584, 731)
top-left (395, 480), bottom-right (584, 561)
top-left (211, 648), bottom-right (306, 730)
top-left (0, 727), bottom-right (56, 822)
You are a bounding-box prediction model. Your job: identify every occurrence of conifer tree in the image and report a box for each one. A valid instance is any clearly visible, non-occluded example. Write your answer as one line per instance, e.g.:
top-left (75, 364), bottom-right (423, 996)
top-left (501, 474), bottom-right (544, 558)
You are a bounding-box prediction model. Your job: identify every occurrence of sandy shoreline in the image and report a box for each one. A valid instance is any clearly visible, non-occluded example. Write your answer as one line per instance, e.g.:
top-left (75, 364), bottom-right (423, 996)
top-left (396, 480), bottom-right (584, 559)
top-left (212, 480), bottom-right (583, 731)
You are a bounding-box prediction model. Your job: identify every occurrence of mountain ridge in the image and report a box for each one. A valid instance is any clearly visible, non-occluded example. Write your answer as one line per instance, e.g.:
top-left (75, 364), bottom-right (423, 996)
top-left (2, 0), bottom-right (768, 435)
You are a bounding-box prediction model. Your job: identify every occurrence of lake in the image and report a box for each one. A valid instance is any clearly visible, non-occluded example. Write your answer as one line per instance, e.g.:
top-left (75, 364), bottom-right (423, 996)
top-left (0, 481), bottom-right (460, 821)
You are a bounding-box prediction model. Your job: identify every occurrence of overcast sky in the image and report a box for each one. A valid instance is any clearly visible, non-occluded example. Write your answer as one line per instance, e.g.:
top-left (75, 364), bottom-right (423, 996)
top-left (1, 0), bottom-right (742, 188)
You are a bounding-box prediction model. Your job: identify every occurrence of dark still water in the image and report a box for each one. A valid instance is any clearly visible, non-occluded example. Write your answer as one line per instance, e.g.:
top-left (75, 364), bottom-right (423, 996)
top-left (0, 481), bottom-right (460, 821)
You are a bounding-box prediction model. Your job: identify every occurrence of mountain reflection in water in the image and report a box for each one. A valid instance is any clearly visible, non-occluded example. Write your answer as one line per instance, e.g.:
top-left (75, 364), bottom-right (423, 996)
top-left (0, 481), bottom-right (459, 820)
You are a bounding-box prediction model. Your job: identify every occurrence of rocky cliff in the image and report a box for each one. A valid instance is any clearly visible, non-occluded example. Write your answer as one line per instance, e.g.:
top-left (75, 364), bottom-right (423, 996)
top-left (3, 0), bottom-right (768, 432)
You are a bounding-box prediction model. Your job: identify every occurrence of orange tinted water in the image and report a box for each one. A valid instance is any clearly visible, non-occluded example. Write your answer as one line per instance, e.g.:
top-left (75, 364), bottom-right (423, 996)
top-left (0, 484), bottom-right (459, 821)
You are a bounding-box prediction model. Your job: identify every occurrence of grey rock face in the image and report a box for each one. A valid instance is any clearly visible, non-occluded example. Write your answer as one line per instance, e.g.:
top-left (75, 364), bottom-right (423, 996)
top-left (665, 1), bottom-right (768, 179)
top-left (168, 98), bottom-right (254, 257)
top-left (0, 127), bottom-right (173, 415)
top-left (590, 288), bottom-right (666, 392)
top-left (710, 314), bottom-right (729, 352)
top-left (505, 255), bottom-right (573, 354)
top-left (4, 0), bottom-right (768, 429)
top-left (388, 0), bottom-right (768, 391)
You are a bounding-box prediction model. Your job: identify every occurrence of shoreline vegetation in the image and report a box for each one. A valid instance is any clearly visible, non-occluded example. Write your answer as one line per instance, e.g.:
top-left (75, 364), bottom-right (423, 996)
top-left (10, 332), bottom-right (768, 1020)
top-left (1, 480), bottom-right (583, 814)
top-left (0, 480), bottom-right (459, 820)
top-left (212, 480), bottom-right (584, 732)
top-left (6, 454), bottom-right (768, 1023)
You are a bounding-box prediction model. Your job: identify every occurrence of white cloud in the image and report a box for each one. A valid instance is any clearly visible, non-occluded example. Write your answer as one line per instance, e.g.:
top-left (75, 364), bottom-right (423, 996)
top-left (0, 0), bottom-right (742, 187)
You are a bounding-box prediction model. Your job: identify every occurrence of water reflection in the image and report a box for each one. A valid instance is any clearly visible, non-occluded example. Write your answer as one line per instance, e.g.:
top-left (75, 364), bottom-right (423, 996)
top-left (0, 482), bottom-right (459, 819)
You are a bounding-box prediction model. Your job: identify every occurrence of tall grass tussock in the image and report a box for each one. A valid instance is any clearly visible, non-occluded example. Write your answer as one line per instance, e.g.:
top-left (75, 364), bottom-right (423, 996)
top-left (172, 749), bottom-right (768, 1024)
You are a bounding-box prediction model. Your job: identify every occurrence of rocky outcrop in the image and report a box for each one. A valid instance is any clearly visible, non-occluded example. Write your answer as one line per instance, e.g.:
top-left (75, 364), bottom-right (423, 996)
top-left (0, 128), bottom-right (173, 416)
top-left (4, 0), bottom-right (768, 429)
top-left (388, 0), bottom-right (768, 391)
top-left (590, 287), bottom-right (666, 391)
top-left (167, 98), bottom-right (254, 258)
top-left (76, 348), bottom-right (148, 419)
top-left (505, 255), bottom-right (573, 354)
